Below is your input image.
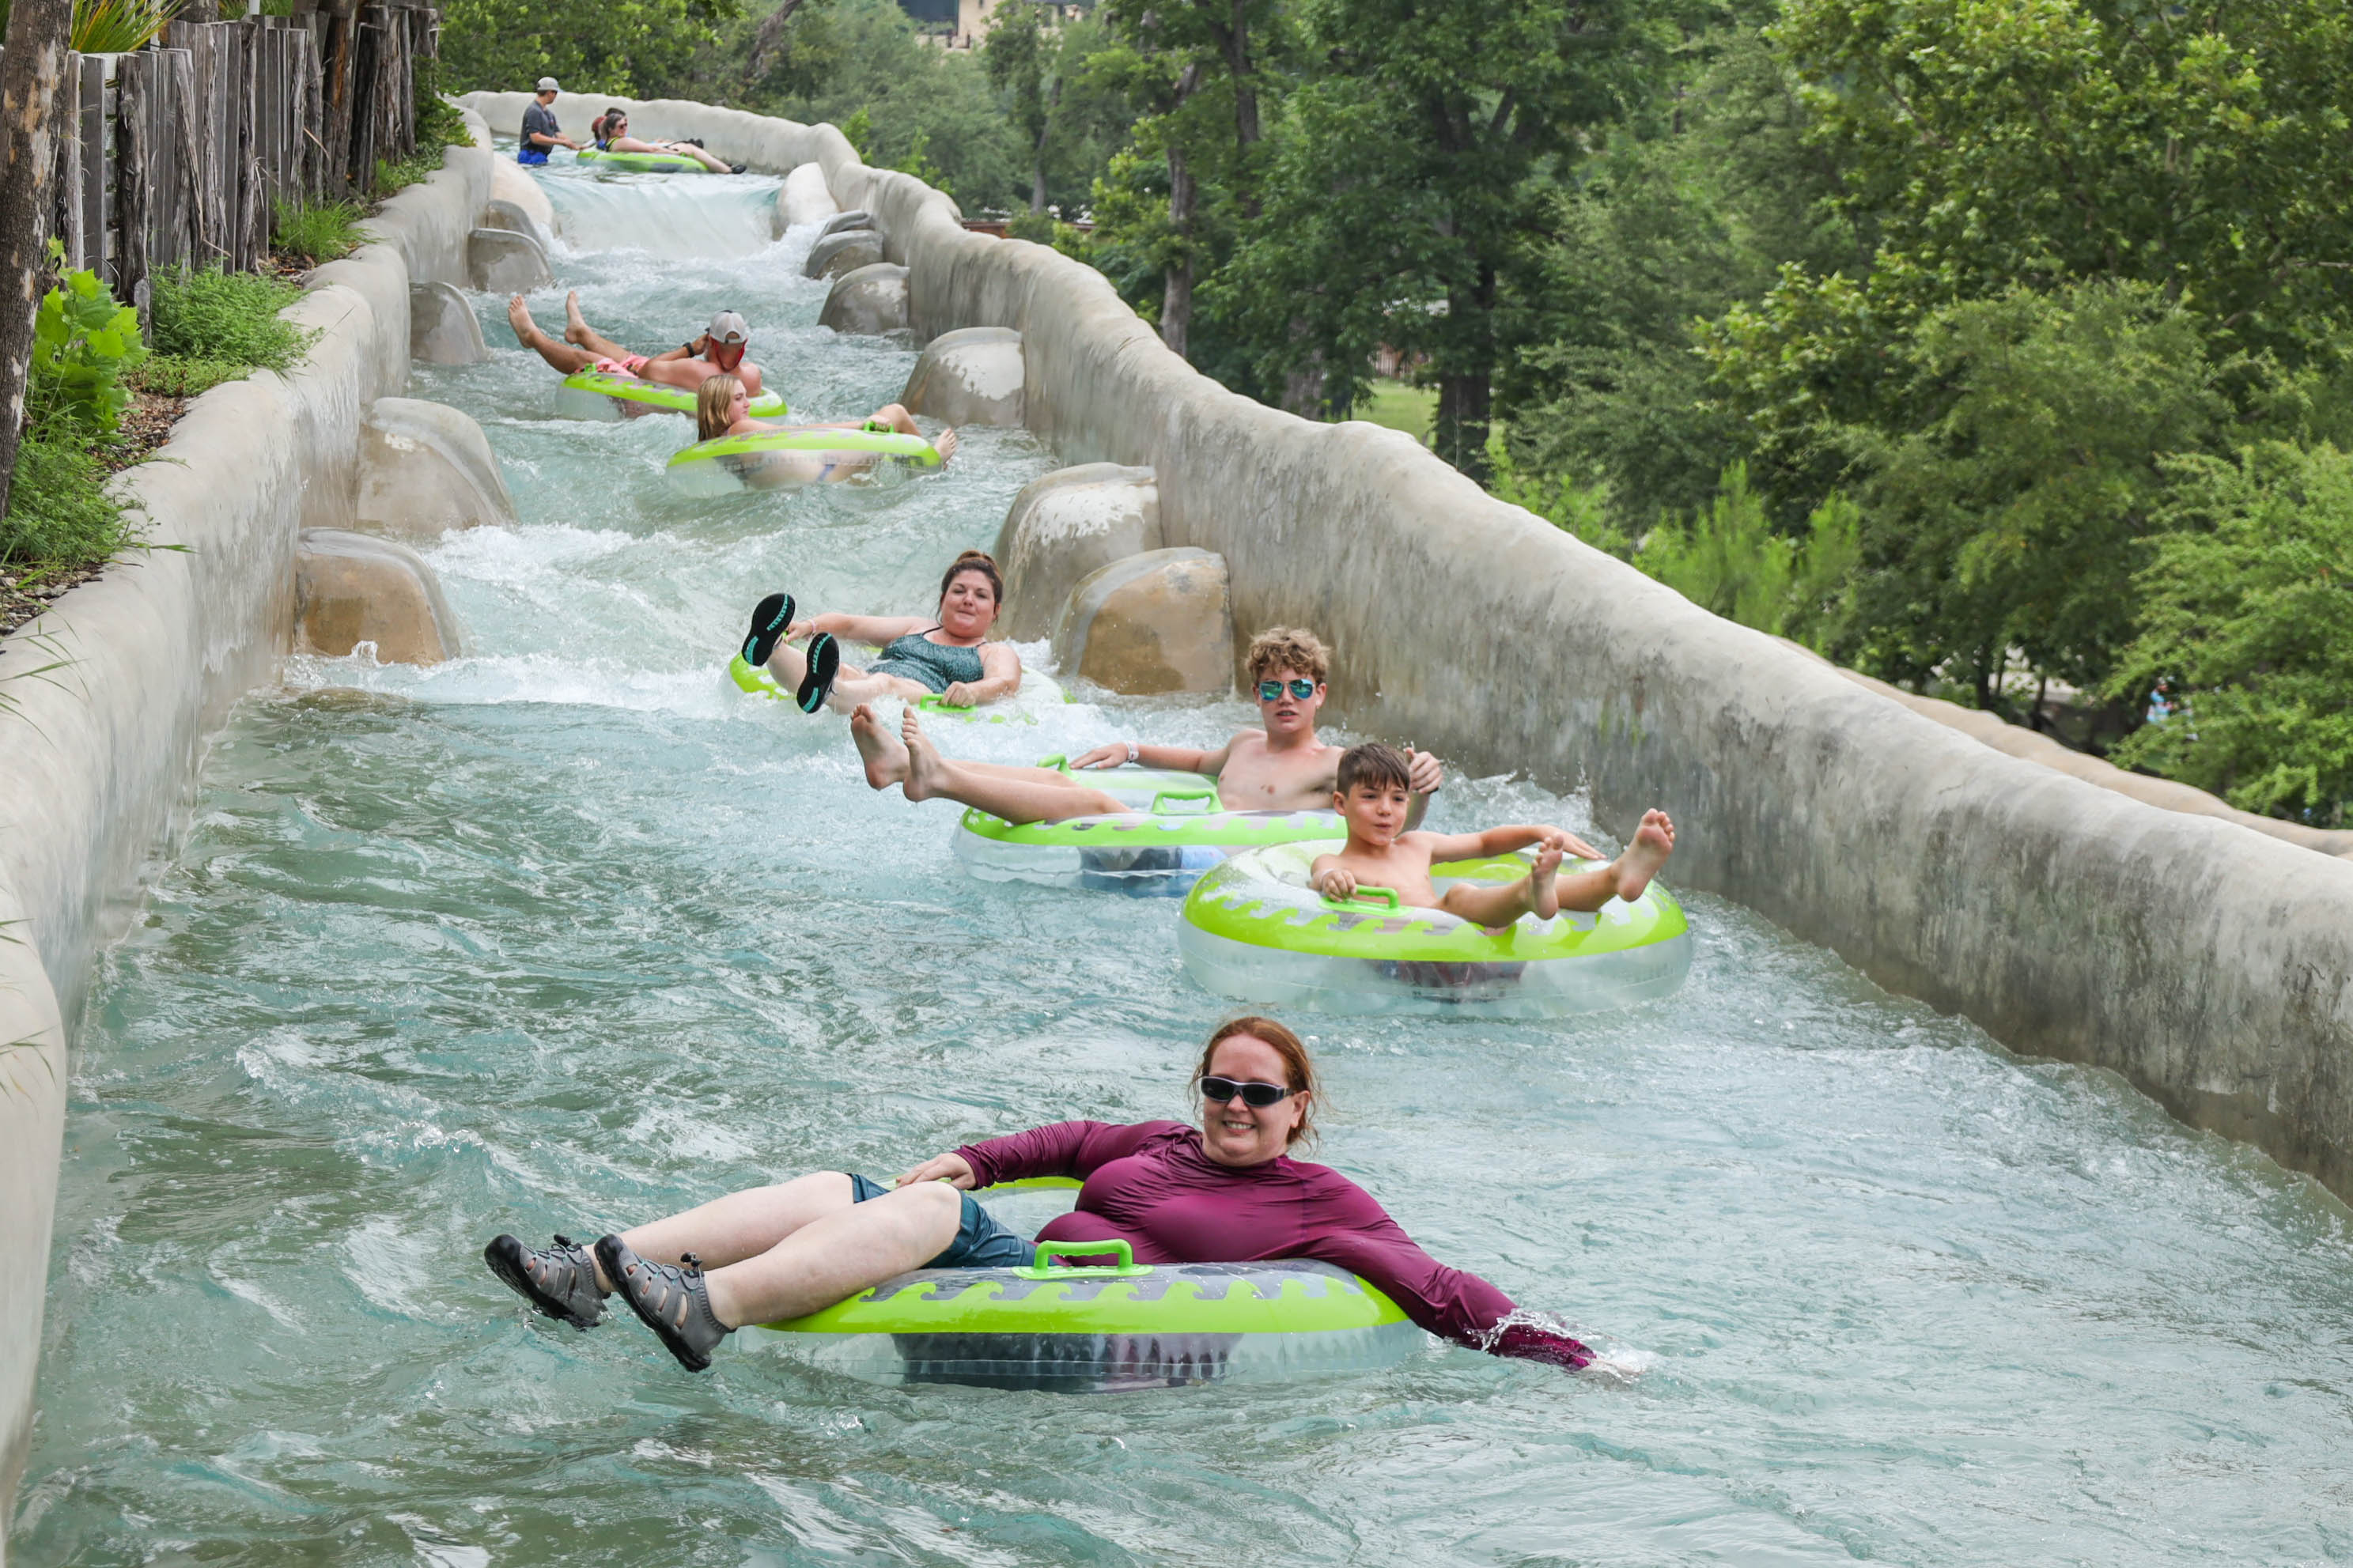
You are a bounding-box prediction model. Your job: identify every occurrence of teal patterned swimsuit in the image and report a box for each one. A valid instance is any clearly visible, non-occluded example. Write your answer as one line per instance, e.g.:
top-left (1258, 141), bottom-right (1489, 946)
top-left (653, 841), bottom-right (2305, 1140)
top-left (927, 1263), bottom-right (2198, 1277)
top-left (871, 629), bottom-right (987, 693)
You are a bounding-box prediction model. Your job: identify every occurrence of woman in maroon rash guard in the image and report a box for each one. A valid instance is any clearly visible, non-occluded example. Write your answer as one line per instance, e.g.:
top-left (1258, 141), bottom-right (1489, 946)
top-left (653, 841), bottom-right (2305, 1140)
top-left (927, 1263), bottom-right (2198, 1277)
top-left (483, 1017), bottom-right (1593, 1374)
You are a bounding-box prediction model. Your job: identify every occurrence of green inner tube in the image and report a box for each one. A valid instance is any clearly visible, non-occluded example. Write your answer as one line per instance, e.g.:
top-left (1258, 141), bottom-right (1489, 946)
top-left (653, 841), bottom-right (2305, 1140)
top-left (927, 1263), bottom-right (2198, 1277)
top-left (959, 797), bottom-right (1343, 852)
top-left (575, 147), bottom-right (711, 173)
top-left (672, 427), bottom-right (944, 469)
top-left (1185, 841), bottom-right (1689, 965)
top-left (559, 369), bottom-right (785, 418)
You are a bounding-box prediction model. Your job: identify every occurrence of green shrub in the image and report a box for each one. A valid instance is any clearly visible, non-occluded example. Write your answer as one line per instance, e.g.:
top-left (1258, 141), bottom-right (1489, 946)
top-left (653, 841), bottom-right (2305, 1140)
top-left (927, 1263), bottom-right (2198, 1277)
top-left (28, 266), bottom-right (147, 440)
top-left (0, 435), bottom-right (128, 567)
top-left (271, 198), bottom-right (365, 266)
top-left (376, 95), bottom-right (476, 197)
top-left (2107, 442), bottom-right (2353, 825)
top-left (70, 0), bottom-right (176, 52)
top-left (140, 266), bottom-right (312, 399)
top-left (1630, 463), bottom-right (1862, 656)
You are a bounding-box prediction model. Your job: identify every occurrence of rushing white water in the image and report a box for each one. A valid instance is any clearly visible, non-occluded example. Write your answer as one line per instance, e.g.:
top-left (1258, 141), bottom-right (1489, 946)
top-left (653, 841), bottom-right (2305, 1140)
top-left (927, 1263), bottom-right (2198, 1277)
top-left (14, 163), bottom-right (2353, 1567)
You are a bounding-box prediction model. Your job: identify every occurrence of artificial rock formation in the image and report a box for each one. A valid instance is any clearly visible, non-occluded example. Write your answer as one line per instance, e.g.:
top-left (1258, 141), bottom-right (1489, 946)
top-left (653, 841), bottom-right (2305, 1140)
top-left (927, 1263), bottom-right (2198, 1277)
top-left (490, 157), bottom-right (557, 238)
top-left (819, 209), bottom-right (875, 239)
top-left (479, 196), bottom-right (552, 253)
top-left (818, 263), bottom-right (910, 336)
top-left (991, 463), bottom-right (1160, 640)
top-left (467, 226), bottom-right (550, 293)
top-left (804, 228), bottom-right (885, 280)
top-left (408, 281), bottom-right (486, 365)
top-left (777, 162), bottom-right (838, 232)
top-left (902, 326), bottom-right (1024, 427)
top-left (1051, 547), bottom-right (1233, 697)
top-left (293, 530), bottom-right (465, 665)
top-left (356, 398), bottom-right (517, 541)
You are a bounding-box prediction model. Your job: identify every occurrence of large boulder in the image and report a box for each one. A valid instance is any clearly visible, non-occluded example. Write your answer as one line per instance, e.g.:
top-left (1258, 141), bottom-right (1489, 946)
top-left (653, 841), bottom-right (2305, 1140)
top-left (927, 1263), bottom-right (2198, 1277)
top-left (356, 397), bottom-right (517, 541)
top-left (777, 162), bottom-right (838, 232)
top-left (818, 209), bottom-right (876, 239)
top-left (467, 226), bottom-right (550, 293)
top-left (1051, 547), bottom-right (1233, 697)
top-left (409, 280), bottom-right (486, 365)
top-left (902, 326), bottom-right (1024, 428)
top-left (803, 228), bottom-right (885, 280)
top-left (478, 195), bottom-right (551, 254)
top-left (294, 530), bottom-right (465, 665)
top-left (991, 463), bottom-right (1160, 640)
top-left (490, 157), bottom-right (558, 240)
top-left (818, 262), bottom-right (910, 336)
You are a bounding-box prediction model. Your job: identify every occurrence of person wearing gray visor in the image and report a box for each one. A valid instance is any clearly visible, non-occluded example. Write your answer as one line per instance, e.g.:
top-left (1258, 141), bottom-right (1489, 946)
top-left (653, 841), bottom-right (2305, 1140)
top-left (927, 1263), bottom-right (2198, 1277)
top-left (506, 297), bottom-right (773, 402)
top-left (518, 77), bottom-right (580, 166)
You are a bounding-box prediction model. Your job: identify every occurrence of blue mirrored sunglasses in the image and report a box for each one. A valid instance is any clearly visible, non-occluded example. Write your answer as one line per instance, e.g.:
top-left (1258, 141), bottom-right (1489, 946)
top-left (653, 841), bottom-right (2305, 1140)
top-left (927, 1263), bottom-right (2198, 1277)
top-left (1257, 678), bottom-right (1316, 701)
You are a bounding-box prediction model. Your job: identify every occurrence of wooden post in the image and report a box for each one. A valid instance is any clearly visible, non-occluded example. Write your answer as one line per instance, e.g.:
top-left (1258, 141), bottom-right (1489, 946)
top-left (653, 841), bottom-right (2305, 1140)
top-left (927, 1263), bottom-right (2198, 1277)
top-left (0, 0), bottom-right (77, 520)
top-left (348, 9), bottom-right (382, 193)
top-left (54, 52), bottom-right (85, 271)
top-left (168, 47), bottom-right (201, 270)
top-left (115, 50), bottom-right (150, 325)
top-left (79, 49), bottom-right (105, 281)
top-left (320, 0), bottom-right (355, 199)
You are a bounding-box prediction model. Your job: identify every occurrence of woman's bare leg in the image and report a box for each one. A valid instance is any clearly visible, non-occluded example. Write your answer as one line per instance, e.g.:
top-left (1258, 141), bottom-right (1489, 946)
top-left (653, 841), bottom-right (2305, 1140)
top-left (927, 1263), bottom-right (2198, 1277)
top-left (508, 297), bottom-right (596, 374)
top-left (596, 1172), bottom-right (859, 1290)
top-left (700, 1179), bottom-right (965, 1328)
top-left (897, 707), bottom-right (1124, 820)
top-left (762, 641), bottom-right (925, 713)
top-left (561, 291), bottom-right (632, 359)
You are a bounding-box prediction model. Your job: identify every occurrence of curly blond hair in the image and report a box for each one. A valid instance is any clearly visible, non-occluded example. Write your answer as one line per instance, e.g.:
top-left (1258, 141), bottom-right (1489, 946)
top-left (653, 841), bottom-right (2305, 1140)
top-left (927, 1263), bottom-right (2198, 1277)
top-left (1245, 626), bottom-right (1330, 685)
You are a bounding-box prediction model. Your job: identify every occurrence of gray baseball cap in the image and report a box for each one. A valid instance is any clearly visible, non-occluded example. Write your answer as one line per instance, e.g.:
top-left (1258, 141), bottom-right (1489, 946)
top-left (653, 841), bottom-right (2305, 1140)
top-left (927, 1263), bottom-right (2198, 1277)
top-left (535, 77), bottom-right (559, 93)
top-left (707, 310), bottom-right (751, 344)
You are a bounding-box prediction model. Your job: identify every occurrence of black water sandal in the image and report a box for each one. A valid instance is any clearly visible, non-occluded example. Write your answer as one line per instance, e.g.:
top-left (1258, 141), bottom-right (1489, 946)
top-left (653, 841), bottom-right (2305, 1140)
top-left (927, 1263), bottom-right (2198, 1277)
top-left (595, 1234), bottom-right (732, 1373)
top-left (729, 162), bottom-right (748, 175)
top-left (483, 1232), bottom-right (607, 1330)
top-left (741, 592), bottom-right (795, 667)
top-left (797, 632), bottom-right (840, 715)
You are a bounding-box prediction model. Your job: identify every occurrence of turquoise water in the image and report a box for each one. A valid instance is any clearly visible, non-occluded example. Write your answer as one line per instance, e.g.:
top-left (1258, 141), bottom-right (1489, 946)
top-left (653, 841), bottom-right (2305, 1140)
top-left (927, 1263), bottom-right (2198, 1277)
top-left (14, 170), bottom-right (2353, 1566)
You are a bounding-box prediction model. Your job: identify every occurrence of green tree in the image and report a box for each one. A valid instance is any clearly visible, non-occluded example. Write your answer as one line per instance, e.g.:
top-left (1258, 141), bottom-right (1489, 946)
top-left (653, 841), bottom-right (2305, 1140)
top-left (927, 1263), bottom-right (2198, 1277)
top-left (2107, 441), bottom-right (2353, 824)
top-left (1212, 0), bottom-right (1679, 471)
top-left (984, 1), bottom-right (1067, 212)
top-left (439, 0), bottom-right (740, 96)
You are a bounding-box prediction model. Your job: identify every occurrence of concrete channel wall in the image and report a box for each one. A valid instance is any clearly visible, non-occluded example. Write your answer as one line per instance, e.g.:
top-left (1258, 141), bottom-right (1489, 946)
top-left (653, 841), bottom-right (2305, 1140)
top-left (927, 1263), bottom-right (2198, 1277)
top-left (0, 137), bottom-right (491, 1546)
top-left (465, 90), bottom-right (2353, 1210)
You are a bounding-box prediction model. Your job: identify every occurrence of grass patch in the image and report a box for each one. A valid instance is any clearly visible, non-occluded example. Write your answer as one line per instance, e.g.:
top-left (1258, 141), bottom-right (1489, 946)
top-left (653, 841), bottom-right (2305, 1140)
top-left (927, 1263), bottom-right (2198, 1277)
top-left (375, 95), bottom-right (476, 198)
top-left (1, 434), bottom-right (130, 568)
top-left (271, 196), bottom-right (366, 266)
top-left (138, 266), bottom-right (315, 398)
top-left (1353, 378), bottom-right (1437, 446)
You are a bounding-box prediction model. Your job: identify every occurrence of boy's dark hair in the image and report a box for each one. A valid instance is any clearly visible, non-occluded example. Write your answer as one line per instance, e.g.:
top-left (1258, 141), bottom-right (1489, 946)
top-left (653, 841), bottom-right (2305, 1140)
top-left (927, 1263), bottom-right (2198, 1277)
top-left (1336, 742), bottom-right (1412, 797)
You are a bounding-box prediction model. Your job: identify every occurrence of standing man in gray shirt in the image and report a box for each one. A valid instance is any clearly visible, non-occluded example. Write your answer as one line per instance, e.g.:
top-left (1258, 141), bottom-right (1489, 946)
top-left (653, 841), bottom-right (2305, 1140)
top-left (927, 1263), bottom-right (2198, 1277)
top-left (519, 77), bottom-right (579, 165)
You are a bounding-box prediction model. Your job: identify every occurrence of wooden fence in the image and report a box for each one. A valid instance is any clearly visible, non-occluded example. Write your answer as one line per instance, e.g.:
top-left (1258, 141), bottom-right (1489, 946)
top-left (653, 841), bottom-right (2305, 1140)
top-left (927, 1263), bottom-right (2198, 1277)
top-left (44, 0), bottom-right (440, 322)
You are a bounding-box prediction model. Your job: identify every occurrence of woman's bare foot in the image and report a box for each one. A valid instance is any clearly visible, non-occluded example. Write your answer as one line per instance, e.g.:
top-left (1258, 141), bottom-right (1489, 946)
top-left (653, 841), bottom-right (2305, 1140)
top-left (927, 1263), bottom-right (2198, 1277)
top-left (898, 707), bottom-right (955, 802)
top-left (1610, 810), bottom-right (1675, 902)
top-left (562, 289), bottom-right (590, 346)
top-left (1529, 845), bottom-right (1564, 920)
top-left (849, 703), bottom-right (910, 792)
top-left (506, 295), bottom-right (539, 347)
top-left (932, 429), bottom-right (959, 467)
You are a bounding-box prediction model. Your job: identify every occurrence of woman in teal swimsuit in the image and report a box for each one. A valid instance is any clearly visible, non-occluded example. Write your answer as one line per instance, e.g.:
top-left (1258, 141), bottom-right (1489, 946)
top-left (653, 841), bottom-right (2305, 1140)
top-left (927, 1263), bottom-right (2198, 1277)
top-left (738, 550), bottom-right (1022, 714)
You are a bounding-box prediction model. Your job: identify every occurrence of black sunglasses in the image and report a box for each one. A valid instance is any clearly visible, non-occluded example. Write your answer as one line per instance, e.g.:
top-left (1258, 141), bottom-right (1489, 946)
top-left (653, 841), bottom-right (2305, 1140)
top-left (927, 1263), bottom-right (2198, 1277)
top-left (1199, 1075), bottom-right (1296, 1109)
top-left (1257, 678), bottom-right (1316, 701)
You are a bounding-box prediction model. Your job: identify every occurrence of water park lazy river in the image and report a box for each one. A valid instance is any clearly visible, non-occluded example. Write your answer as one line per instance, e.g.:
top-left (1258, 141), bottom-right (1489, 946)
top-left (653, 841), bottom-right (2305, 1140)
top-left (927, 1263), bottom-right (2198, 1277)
top-left (3, 101), bottom-right (2352, 1568)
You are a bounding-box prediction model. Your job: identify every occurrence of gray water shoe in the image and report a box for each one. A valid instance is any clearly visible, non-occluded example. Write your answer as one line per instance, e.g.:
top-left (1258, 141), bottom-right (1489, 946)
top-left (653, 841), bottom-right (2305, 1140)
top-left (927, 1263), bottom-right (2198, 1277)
top-left (484, 1232), bottom-right (607, 1330)
top-left (595, 1234), bottom-right (733, 1372)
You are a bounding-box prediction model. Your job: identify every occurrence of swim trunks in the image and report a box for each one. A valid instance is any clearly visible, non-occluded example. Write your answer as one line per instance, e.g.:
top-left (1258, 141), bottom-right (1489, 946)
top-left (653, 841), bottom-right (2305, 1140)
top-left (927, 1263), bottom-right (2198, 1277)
top-left (595, 353), bottom-right (652, 376)
top-left (847, 1173), bottom-right (1030, 1268)
top-left (516, 148), bottom-right (549, 166)
top-left (870, 629), bottom-right (985, 693)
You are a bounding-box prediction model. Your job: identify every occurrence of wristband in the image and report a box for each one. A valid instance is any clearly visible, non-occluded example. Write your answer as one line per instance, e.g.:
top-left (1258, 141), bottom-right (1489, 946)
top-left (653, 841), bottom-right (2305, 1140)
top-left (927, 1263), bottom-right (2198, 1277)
top-left (1126, 741), bottom-right (1140, 765)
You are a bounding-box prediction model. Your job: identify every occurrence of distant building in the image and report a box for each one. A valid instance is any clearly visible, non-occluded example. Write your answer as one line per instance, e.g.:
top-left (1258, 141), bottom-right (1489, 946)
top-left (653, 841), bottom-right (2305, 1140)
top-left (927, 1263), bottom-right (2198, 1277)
top-left (902, 0), bottom-right (1088, 50)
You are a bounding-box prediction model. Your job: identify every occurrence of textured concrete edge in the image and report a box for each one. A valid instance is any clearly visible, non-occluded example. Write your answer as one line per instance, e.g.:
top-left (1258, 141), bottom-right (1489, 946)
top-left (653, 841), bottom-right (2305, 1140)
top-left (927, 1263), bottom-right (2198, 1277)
top-left (0, 143), bottom-right (490, 1547)
top-left (456, 93), bottom-right (2353, 1206)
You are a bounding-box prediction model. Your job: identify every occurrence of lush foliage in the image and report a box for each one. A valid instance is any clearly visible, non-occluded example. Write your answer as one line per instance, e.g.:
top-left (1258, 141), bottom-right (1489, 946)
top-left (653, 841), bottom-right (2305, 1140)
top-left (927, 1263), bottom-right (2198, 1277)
top-left (2106, 444), bottom-right (2353, 824)
top-left (28, 265), bottom-right (148, 441)
top-left (70, 0), bottom-right (175, 52)
top-left (440, 0), bottom-right (741, 98)
top-left (0, 436), bottom-right (128, 568)
top-left (138, 266), bottom-right (315, 399)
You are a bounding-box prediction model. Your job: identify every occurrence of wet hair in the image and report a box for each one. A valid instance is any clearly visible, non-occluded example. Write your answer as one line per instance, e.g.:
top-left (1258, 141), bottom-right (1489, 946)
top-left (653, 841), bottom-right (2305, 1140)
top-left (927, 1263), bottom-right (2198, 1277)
top-left (1246, 625), bottom-right (1330, 685)
top-left (939, 549), bottom-right (1003, 610)
top-left (695, 372), bottom-right (742, 442)
top-left (1336, 741), bottom-right (1412, 798)
top-left (1194, 1015), bottom-right (1319, 1150)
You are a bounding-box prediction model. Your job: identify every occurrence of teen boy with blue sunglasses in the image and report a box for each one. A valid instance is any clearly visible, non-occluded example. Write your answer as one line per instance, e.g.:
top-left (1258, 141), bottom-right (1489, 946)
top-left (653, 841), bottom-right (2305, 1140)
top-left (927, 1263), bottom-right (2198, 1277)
top-left (848, 625), bottom-right (1446, 825)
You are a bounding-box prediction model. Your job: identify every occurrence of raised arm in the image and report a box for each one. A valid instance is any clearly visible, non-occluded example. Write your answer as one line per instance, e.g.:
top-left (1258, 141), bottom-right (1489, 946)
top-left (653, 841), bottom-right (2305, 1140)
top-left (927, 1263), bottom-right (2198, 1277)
top-left (949, 1119), bottom-right (1179, 1188)
top-left (791, 611), bottom-right (930, 646)
top-left (1403, 746), bottom-right (1443, 829)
